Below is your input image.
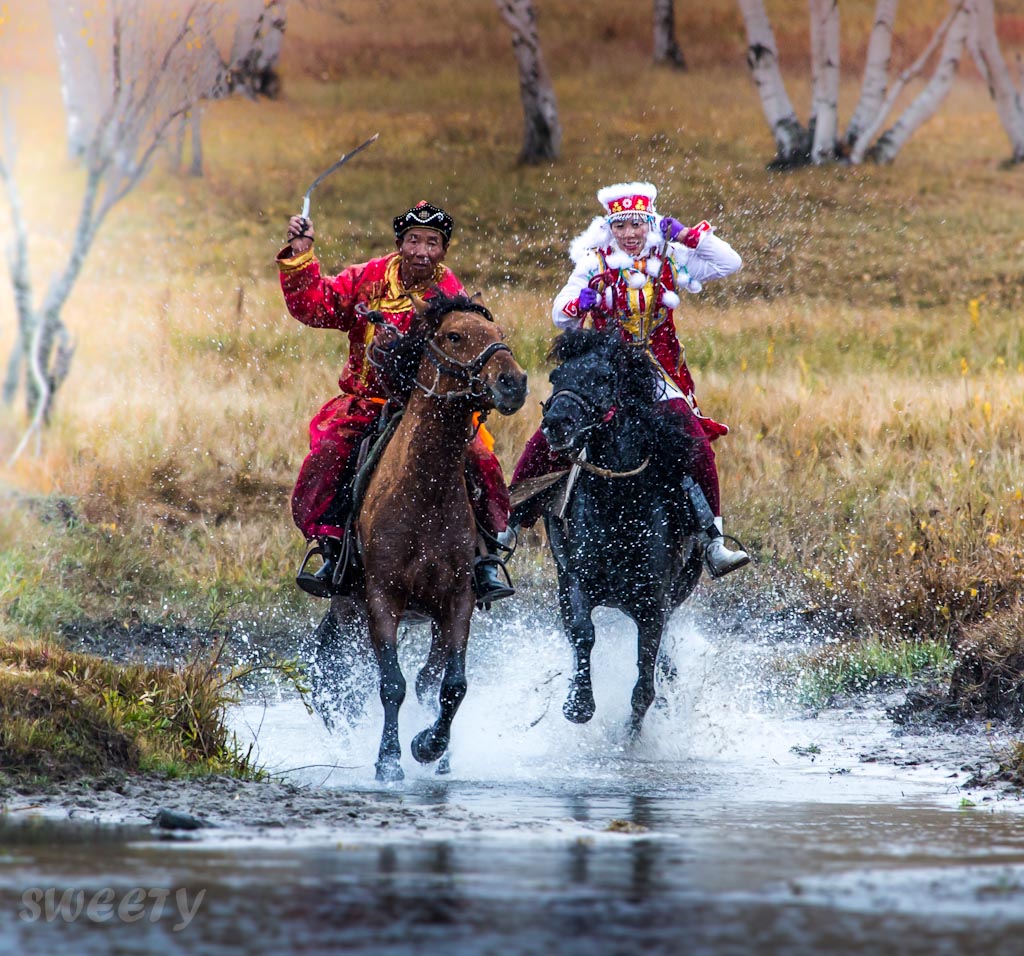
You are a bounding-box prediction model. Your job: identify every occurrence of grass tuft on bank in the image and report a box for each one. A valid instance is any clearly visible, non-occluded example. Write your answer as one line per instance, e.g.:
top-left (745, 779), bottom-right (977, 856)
top-left (0, 638), bottom-right (277, 784)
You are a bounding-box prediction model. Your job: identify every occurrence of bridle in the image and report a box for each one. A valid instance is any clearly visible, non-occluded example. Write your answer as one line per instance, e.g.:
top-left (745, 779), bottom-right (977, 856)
top-left (415, 337), bottom-right (513, 403)
top-left (543, 371), bottom-right (650, 479)
top-left (360, 300), bottom-right (514, 406)
top-left (542, 370), bottom-right (618, 444)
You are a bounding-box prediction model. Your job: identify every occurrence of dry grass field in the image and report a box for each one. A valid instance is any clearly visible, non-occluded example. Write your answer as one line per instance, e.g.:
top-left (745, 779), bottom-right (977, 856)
top-left (1, 1), bottom-right (1024, 708)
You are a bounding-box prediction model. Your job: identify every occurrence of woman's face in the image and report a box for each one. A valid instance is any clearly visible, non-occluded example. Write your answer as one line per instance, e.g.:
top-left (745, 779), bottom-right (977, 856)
top-left (609, 217), bottom-right (650, 256)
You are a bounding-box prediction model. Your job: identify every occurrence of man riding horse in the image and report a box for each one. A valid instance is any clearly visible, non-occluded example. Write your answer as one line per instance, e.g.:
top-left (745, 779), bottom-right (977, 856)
top-left (277, 201), bottom-right (515, 603)
top-left (512, 181), bottom-right (749, 578)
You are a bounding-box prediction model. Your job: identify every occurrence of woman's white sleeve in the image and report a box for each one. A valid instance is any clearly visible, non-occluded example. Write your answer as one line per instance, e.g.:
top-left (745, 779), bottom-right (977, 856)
top-left (674, 230), bottom-right (742, 285)
top-left (551, 256), bottom-right (598, 329)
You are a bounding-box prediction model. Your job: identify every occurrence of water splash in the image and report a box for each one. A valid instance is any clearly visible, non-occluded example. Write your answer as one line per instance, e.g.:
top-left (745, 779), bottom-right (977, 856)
top-left (230, 601), bottom-right (835, 791)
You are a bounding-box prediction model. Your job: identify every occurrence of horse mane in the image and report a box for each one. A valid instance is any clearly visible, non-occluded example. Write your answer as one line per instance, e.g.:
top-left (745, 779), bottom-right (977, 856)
top-left (549, 327), bottom-right (697, 473)
top-left (548, 328), bottom-right (658, 414)
top-left (369, 292), bottom-right (494, 403)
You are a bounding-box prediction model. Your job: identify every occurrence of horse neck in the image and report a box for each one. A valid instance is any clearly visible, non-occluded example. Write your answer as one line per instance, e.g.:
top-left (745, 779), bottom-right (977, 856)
top-left (398, 391), bottom-right (476, 479)
top-left (587, 409), bottom-right (649, 470)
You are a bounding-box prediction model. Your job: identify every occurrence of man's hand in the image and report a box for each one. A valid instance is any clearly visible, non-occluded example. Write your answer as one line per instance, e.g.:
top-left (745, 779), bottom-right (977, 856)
top-left (287, 215), bottom-right (314, 255)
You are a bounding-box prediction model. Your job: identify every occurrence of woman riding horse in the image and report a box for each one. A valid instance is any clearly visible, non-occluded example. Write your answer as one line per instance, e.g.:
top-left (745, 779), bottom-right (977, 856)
top-left (538, 327), bottom-right (705, 735)
top-left (511, 181), bottom-right (748, 578)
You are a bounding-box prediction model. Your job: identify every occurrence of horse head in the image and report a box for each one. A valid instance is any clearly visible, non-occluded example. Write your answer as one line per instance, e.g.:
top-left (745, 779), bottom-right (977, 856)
top-left (541, 328), bottom-right (657, 454)
top-left (371, 294), bottom-right (527, 415)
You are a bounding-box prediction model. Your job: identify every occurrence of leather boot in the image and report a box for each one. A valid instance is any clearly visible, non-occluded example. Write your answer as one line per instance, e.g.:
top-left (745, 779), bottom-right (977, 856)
top-left (473, 554), bottom-right (515, 608)
top-left (703, 518), bottom-right (750, 578)
top-left (296, 536), bottom-right (342, 598)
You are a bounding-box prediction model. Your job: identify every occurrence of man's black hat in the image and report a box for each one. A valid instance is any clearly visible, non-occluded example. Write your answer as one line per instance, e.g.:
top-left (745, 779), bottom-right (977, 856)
top-left (393, 200), bottom-right (454, 244)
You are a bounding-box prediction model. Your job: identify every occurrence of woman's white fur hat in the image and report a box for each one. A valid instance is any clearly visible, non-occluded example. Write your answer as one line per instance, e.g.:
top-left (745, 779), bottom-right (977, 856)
top-left (597, 182), bottom-right (659, 221)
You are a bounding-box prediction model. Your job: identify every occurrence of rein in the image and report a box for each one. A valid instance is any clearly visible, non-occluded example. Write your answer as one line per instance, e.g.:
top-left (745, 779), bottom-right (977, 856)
top-left (576, 455), bottom-right (650, 479)
top-left (546, 390), bottom-right (649, 479)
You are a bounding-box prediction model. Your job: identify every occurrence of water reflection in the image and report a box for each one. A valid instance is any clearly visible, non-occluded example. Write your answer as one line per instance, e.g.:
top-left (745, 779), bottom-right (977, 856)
top-left (4, 792), bottom-right (1024, 955)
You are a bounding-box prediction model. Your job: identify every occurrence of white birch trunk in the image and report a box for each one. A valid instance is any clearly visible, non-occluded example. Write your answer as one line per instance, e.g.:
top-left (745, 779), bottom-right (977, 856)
top-left (495, 0), bottom-right (562, 164)
top-left (845, 0), bottom-right (899, 149)
top-left (228, 0), bottom-right (287, 98)
top-left (967, 0), bottom-right (1024, 163)
top-left (809, 0), bottom-right (840, 164)
top-left (737, 0), bottom-right (810, 165)
top-left (869, 3), bottom-right (971, 164)
top-left (653, 0), bottom-right (686, 69)
top-left (50, 0), bottom-right (103, 159)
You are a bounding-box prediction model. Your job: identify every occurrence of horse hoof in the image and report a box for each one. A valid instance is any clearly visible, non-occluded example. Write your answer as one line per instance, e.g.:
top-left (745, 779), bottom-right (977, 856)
top-left (375, 760), bottom-right (404, 783)
top-left (411, 728), bottom-right (448, 764)
top-left (563, 695), bottom-right (595, 724)
top-left (436, 753), bottom-right (452, 775)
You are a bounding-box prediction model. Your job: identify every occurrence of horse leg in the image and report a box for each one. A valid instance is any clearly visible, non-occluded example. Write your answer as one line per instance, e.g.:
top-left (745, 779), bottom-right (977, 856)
top-left (559, 578), bottom-right (596, 724)
top-left (415, 622), bottom-right (446, 711)
top-left (654, 650), bottom-right (678, 712)
top-left (306, 599), bottom-right (375, 731)
top-left (415, 623), bottom-right (455, 774)
top-left (367, 597), bottom-right (406, 782)
top-left (628, 607), bottom-right (666, 739)
top-left (411, 606), bottom-right (471, 765)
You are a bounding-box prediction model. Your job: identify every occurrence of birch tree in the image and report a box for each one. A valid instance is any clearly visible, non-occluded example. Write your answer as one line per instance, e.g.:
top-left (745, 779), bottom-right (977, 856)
top-left (738, 0), bottom-right (972, 167)
top-left (653, 0), bottom-right (687, 70)
top-left (0, 1), bottom-right (223, 458)
top-left (168, 0), bottom-right (288, 176)
top-left (966, 0), bottom-right (1024, 164)
top-left (495, 0), bottom-right (562, 164)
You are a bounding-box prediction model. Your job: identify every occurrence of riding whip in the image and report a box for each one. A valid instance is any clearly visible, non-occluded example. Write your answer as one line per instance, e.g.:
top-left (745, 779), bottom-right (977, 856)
top-left (299, 133), bottom-right (380, 218)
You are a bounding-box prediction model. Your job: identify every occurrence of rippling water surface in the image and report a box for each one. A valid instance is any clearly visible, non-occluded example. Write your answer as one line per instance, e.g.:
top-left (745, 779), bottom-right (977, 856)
top-left (4, 607), bottom-right (1024, 955)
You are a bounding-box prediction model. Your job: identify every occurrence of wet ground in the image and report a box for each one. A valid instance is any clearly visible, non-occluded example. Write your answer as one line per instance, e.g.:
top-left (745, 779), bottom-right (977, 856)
top-left (4, 606), bottom-right (1024, 955)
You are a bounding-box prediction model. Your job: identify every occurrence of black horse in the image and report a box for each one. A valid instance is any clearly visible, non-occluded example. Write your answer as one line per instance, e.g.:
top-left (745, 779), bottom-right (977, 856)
top-left (531, 328), bottom-right (709, 738)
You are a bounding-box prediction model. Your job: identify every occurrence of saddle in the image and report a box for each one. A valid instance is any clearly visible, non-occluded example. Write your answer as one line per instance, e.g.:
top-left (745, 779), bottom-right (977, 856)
top-left (297, 406), bottom-right (404, 598)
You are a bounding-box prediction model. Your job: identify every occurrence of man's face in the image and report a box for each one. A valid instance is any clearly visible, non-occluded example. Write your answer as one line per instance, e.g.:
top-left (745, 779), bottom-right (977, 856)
top-left (610, 217), bottom-right (650, 256)
top-left (397, 228), bottom-right (447, 283)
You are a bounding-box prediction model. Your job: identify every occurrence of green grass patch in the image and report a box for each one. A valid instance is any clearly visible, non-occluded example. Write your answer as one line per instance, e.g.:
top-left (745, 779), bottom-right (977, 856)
top-left (791, 636), bottom-right (954, 708)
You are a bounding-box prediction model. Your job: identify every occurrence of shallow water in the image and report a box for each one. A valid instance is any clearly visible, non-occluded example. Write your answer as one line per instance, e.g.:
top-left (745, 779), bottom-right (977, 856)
top-left (4, 608), bottom-right (1024, 955)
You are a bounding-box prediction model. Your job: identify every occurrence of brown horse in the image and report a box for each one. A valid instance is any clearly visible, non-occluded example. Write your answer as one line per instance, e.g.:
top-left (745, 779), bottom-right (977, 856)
top-left (309, 294), bottom-right (527, 782)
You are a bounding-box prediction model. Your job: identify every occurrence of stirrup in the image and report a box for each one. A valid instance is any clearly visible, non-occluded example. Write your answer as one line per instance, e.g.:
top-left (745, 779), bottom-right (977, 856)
top-left (703, 533), bottom-right (750, 579)
top-left (295, 539), bottom-right (340, 598)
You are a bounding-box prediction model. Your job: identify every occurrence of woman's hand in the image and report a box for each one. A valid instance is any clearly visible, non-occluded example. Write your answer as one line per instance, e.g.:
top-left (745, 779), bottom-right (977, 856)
top-left (659, 217), bottom-right (685, 242)
top-left (577, 287), bottom-right (599, 311)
